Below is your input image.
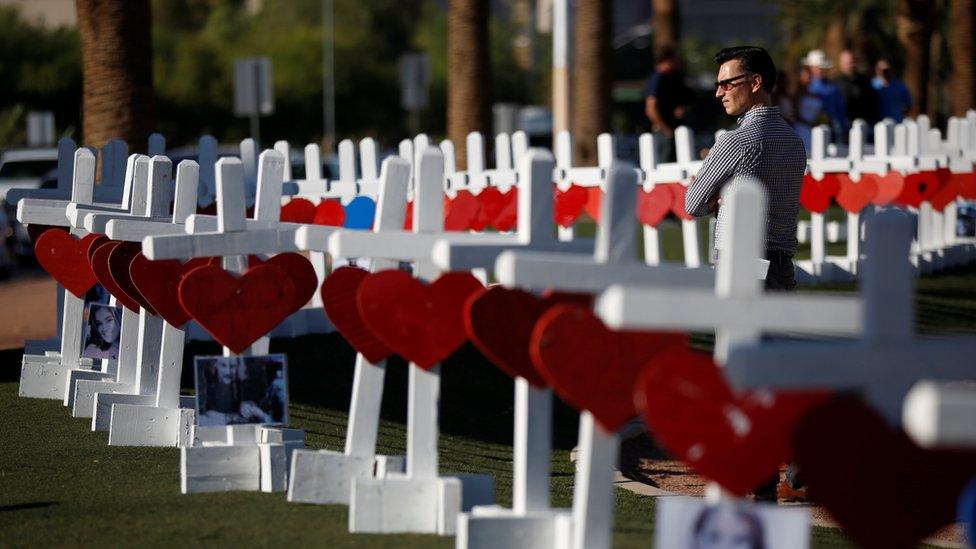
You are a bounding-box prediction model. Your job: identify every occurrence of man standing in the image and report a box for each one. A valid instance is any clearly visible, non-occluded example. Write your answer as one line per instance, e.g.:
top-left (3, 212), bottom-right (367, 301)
top-left (802, 49), bottom-right (847, 142)
top-left (645, 46), bottom-right (692, 162)
top-left (872, 59), bottom-right (913, 122)
top-left (835, 49), bottom-right (880, 129)
top-left (686, 46), bottom-right (806, 291)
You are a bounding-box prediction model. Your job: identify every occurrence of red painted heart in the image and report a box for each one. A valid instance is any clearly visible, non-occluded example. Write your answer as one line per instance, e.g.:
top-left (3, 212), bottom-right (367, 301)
top-left (130, 254), bottom-right (216, 327)
top-left (817, 173), bottom-right (842, 197)
top-left (930, 175), bottom-right (961, 211)
top-left (403, 201), bottom-right (413, 231)
top-left (179, 263), bottom-right (297, 354)
top-left (321, 266), bottom-right (394, 363)
top-left (637, 346), bottom-right (829, 496)
top-left (865, 171), bottom-right (905, 206)
top-left (584, 186), bottom-right (602, 222)
top-left (34, 229), bottom-right (102, 298)
top-left (473, 187), bottom-right (517, 232)
top-left (313, 199), bottom-right (346, 226)
top-left (895, 171), bottom-right (940, 208)
top-left (108, 242), bottom-right (152, 314)
top-left (85, 234), bottom-right (110, 263)
top-left (280, 198), bottom-right (316, 224)
top-left (357, 270), bottom-right (484, 369)
top-left (91, 241), bottom-right (135, 309)
top-left (799, 174), bottom-right (831, 214)
top-left (445, 190), bottom-right (482, 231)
top-left (958, 172), bottom-right (976, 199)
top-left (795, 396), bottom-right (976, 549)
top-left (553, 184), bottom-right (589, 228)
top-left (637, 185), bottom-right (674, 227)
top-left (491, 188), bottom-right (518, 231)
top-left (530, 304), bottom-right (688, 432)
top-left (835, 173), bottom-right (878, 213)
top-left (668, 184), bottom-right (695, 221)
top-left (464, 287), bottom-right (592, 387)
top-left (256, 253), bottom-right (317, 310)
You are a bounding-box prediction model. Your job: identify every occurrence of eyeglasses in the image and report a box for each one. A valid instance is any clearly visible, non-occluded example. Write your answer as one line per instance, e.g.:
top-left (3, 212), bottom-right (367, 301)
top-left (714, 73), bottom-right (753, 92)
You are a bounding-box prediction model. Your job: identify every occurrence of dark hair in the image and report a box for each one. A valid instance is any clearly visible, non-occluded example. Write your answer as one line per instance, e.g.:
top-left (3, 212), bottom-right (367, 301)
top-left (692, 505), bottom-right (766, 549)
top-left (86, 304), bottom-right (121, 350)
top-left (714, 46), bottom-right (777, 93)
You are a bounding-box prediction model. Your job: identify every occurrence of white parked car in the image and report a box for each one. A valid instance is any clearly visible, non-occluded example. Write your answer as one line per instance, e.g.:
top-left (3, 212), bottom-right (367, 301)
top-left (0, 148), bottom-right (59, 269)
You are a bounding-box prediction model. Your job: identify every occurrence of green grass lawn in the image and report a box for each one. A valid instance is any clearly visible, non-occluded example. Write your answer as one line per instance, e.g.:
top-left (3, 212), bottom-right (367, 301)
top-left (1, 240), bottom-right (973, 547)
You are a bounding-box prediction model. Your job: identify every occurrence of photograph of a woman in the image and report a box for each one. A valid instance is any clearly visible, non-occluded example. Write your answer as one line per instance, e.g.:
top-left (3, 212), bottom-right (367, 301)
top-left (82, 303), bottom-right (122, 361)
top-left (194, 354), bottom-right (288, 426)
top-left (653, 497), bottom-right (810, 549)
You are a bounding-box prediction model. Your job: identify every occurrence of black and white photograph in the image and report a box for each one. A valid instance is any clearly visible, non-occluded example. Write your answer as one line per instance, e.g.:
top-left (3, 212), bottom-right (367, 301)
top-left (81, 302), bottom-right (122, 362)
top-left (653, 497), bottom-right (810, 549)
top-left (193, 354), bottom-right (289, 426)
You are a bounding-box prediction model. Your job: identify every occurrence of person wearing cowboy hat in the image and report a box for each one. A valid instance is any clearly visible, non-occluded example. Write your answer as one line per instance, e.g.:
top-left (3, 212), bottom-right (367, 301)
top-left (802, 49), bottom-right (847, 141)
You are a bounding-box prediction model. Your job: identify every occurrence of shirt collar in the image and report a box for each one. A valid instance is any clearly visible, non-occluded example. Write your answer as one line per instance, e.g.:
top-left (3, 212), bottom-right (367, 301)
top-left (736, 105), bottom-right (781, 126)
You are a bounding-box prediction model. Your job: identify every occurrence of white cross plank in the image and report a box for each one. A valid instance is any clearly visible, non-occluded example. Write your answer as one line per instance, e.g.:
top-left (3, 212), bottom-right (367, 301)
top-left (725, 209), bottom-right (976, 424)
top-left (903, 381), bottom-right (976, 449)
top-left (596, 178), bottom-right (862, 363)
top-left (287, 156), bottom-right (411, 506)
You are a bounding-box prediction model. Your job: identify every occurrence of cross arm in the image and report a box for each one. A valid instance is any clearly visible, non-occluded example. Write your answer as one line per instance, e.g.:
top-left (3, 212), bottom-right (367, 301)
top-left (431, 237), bottom-right (593, 271)
top-left (327, 229), bottom-right (512, 262)
top-left (495, 251), bottom-right (715, 293)
top-left (143, 227), bottom-right (301, 260)
top-left (105, 219), bottom-right (188, 242)
top-left (16, 198), bottom-right (73, 226)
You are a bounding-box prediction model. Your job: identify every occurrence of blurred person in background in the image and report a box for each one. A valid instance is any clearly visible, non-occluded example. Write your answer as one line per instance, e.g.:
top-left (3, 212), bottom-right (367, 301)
top-left (645, 46), bottom-right (693, 162)
top-left (834, 49), bottom-right (880, 131)
top-left (872, 59), bottom-right (913, 122)
top-left (802, 49), bottom-right (847, 142)
top-left (793, 66), bottom-right (827, 154)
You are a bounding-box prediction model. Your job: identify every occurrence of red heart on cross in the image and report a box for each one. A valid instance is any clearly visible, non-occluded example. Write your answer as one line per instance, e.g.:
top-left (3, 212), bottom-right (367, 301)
top-left (179, 263), bottom-right (297, 354)
top-left (254, 252), bottom-right (317, 311)
top-left (491, 188), bottom-right (518, 231)
top-left (474, 187), bottom-right (517, 232)
top-left (799, 174), bottom-right (831, 214)
top-left (464, 287), bottom-right (592, 388)
top-left (280, 198), bottom-right (316, 224)
top-left (445, 190), bottom-right (482, 231)
top-left (530, 304), bottom-right (688, 432)
top-left (817, 173), bottom-right (842, 197)
top-left (85, 234), bottom-right (110, 263)
top-left (108, 242), bottom-right (152, 314)
top-left (34, 229), bottom-right (102, 298)
top-left (357, 270), bottom-right (484, 369)
top-left (795, 396), bottom-right (976, 549)
top-left (668, 184), bottom-right (695, 221)
top-left (321, 266), bottom-right (394, 363)
top-left (895, 171), bottom-right (940, 208)
top-left (91, 241), bottom-right (135, 309)
top-left (865, 171), bottom-right (905, 206)
top-left (957, 171), bottom-right (976, 199)
top-left (637, 185), bottom-right (674, 227)
top-left (553, 184), bottom-right (589, 228)
top-left (313, 199), bottom-right (346, 226)
top-left (130, 254), bottom-right (217, 327)
top-left (835, 173), bottom-right (878, 213)
top-left (637, 346), bottom-right (829, 496)
top-left (584, 186), bottom-right (602, 222)
top-left (930, 175), bottom-right (961, 211)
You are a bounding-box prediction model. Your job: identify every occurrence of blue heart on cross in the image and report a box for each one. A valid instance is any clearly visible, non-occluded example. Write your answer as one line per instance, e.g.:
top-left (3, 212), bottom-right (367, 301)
top-left (343, 196), bottom-right (376, 229)
top-left (960, 476), bottom-right (976, 546)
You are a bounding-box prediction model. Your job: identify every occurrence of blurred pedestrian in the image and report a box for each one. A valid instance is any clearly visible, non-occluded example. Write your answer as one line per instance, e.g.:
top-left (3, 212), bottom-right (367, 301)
top-left (802, 49), bottom-right (847, 142)
top-left (872, 59), bottom-right (913, 122)
top-left (793, 66), bottom-right (827, 155)
top-left (645, 46), bottom-right (692, 162)
top-left (772, 70), bottom-right (796, 125)
top-left (834, 49), bottom-right (879, 130)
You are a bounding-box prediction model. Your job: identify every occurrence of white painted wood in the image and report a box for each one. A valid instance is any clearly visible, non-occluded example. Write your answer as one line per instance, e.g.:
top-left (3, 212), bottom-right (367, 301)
top-left (304, 143), bottom-right (323, 182)
top-left (260, 443), bottom-right (288, 492)
top-left (240, 138), bottom-right (259, 207)
top-left (108, 404), bottom-right (194, 446)
top-left (904, 382), bottom-right (976, 448)
top-left (467, 132), bottom-right (485, 174)
top-left (725, 209), bottom-right (976, 424)
top-left (182, 446), bottom-right (261, 493)
top-left (512, 131), bottom-right (528, 168)
top-left (439, 139), bottom-right (457, 175)
top-left (570, 412), bottom-right (618, 549)
top-left (338, 139), bottom-right (357, 184)
top-left (360, 138), bottom-right (379, 181)
top-left (274, 140), bottom-right (292, 181)
top-left (496, 133), bottom-right (513, 171)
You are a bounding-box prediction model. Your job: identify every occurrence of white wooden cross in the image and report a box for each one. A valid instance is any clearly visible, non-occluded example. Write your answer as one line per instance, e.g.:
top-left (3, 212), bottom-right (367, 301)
top-left (322, 147), bottom-right (497, 535)
top-left (15, 145), bottom-right (130, 399)
top-left (285, 156), bottom-right (412, 506)
top-left (143, 155), bottom-right (308, 493)
top-left (724, 209), bottom-right (976, 425)
top-left (435, 148), bottom-right (591, 548)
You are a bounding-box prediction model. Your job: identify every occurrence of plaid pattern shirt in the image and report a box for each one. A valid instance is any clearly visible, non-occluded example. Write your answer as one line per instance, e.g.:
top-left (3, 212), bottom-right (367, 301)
top-left (685, 106), bottom-right (806, 254)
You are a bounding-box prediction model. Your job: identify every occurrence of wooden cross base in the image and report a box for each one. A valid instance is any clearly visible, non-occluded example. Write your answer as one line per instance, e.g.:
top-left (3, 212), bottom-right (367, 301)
top-left (18, 356), bottom-right (96, 399)
top-left (457, 509), bottom-right (573, 549)
top-left (108, 404), bottom-right (195, 447)
top-left (349, 473), bottom-right (494, 535)
top-left (181, 425), bottom-right (305, 493)
top-left (287, 450), bottom-right (405, 505)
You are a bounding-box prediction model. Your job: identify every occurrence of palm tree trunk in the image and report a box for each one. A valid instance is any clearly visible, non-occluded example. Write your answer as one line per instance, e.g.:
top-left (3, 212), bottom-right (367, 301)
top-left (572, 0), bottom-right (611, 166)
top-left (896, 0), bottom-right (936, 117)
top-left (76, 0), bottom-right (156, 152)
top-left (652, 0), bottom-right (679, 58)
top-left (950, 0), bottom-right (976, 116)
top-left (822, 15), bottom-right (846, 66)
top-left (447, 0), bottom-right (491, 171)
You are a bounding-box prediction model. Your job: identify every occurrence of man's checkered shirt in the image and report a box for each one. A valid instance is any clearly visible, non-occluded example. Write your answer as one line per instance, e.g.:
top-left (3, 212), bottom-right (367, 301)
top-left (685, 106), bottom-right (806, 254)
